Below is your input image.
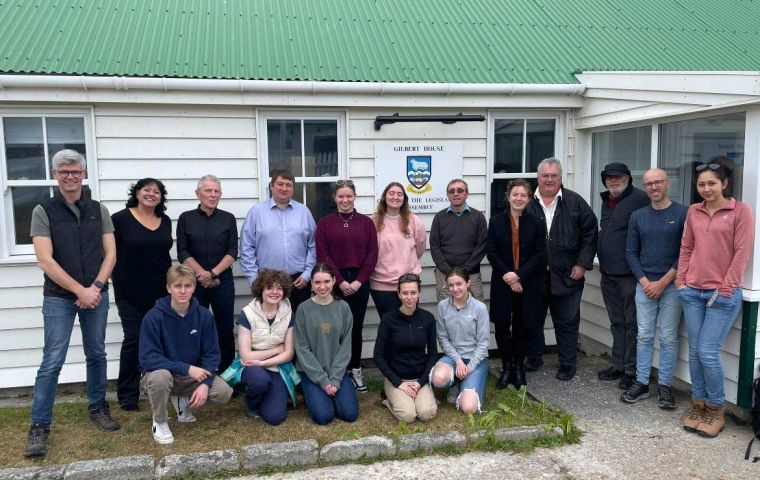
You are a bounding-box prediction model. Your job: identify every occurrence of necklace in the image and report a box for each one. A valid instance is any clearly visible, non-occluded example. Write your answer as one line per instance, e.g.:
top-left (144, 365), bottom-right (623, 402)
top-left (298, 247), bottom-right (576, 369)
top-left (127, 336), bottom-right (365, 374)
top-left (337, 210), bottom-right (355, 228)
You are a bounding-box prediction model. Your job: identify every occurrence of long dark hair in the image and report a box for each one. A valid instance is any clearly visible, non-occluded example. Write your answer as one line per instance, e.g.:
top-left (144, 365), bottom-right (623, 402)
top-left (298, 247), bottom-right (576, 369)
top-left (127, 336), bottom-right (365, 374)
top-left (126, 178), bottom-right (167, 217)
top-left (374, 182), bottom-right (411, 233)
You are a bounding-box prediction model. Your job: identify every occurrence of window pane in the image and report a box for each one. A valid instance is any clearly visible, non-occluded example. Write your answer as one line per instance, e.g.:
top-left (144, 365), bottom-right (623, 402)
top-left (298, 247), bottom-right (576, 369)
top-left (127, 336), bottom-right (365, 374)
top-left (494, 120), bottom-right (523, 173)
top-left (12, 186), bottom-right (51, 244)
top-left (46, 118), bottom-right (86, 170)
top-left (304, 182), bottom-right (334, 220)
top-left (490, 178), bottom-right (538, 214)
top-left (304, 121), bottom-right (338, 177)
top-left (267, 120), bottom-right (303, 176)
top-left (591, 126), bottom-right (652, 217)
top-left (658, 113), bottom-right (745, 206)
top-left (526, 119), bottom-right (555, 172)
top-left (4, 117), bottom-right (46, 180)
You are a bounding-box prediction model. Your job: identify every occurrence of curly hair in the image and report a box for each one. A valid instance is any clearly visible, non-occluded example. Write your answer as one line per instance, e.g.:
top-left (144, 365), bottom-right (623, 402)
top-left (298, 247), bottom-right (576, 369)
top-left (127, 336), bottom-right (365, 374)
top-left (251, 268), bottom-right (293, 301)
top-left (373, 182), bottom-right (411, 234)
top-left (125, 178), bottom-right (168, 217)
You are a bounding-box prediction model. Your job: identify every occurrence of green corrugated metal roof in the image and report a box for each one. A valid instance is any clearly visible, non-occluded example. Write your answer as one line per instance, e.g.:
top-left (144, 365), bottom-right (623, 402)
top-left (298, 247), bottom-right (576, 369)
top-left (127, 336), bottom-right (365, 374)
top-left (0, 0), bottom-right (759, 84)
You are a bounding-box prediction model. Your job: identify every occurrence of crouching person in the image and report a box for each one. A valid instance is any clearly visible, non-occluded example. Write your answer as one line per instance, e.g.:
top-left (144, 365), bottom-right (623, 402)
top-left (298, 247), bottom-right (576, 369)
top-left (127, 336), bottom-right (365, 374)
top-left (139, 265), bottom-right (233, 444)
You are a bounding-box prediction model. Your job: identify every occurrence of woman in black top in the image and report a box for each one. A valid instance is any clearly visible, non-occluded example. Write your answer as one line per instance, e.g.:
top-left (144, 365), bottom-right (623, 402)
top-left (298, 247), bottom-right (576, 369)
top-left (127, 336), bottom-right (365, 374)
top-left (111, 178), bottom-right (172, 411)
top-left (373, 273), bottom-right (438, 423)
top-left (487, 179), bottom-right (546, 391)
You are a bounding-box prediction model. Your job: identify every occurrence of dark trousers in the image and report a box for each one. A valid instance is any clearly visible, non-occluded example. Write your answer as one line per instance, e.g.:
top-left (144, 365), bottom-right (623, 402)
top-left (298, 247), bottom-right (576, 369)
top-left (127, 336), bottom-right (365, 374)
top-left (338, 268), bottom-right (370, 370)
top-left (527, 275), bottom-right (583, 367)
top-left (240, 366), bottom-right (289, 426)
top-left (194, 271), bottom-right (235, 373)
top-left (494, 292), bottom-right (525, 366)
top-left (600, 273), bottom-right (638, 375)
top-left (370, 289), bottom-right (401, 321)
top-left (289, 273), bottom-right (312, 314)
top-left (116, 300), bottom-right (148, 408)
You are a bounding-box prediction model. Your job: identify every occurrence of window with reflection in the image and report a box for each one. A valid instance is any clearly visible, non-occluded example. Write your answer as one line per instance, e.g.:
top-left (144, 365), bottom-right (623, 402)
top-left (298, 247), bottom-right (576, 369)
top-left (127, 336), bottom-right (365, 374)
top-left (491, 118), bottom-right (556, 213)
top-left (265, 116), bottom-right (341, 220)
top-left (2, 116), bottom-right (89, 253)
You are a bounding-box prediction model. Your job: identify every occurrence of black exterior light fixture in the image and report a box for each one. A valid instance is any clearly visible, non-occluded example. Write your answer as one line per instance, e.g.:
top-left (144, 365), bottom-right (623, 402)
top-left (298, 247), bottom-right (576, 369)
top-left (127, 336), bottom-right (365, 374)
top-left (374, 112), bottom-right (486, 131)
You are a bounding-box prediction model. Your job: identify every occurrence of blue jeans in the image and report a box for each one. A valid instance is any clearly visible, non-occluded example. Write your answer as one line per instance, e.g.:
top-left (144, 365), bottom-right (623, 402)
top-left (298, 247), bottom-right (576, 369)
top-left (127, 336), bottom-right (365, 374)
top-left (678, 286), bottom-right (742, 406)
top-left (194, 271), bottom-right (236, 372)
top-left (433, 356), bottom-right (488, 412)
top-left (30, 292), bottom-right (110, 425)
top-left (635, 283), bottom-right (682, 386)
top-left (299, 372), bottom-right (359, 425)
top-left (240, 366), bottom-right (289, 426)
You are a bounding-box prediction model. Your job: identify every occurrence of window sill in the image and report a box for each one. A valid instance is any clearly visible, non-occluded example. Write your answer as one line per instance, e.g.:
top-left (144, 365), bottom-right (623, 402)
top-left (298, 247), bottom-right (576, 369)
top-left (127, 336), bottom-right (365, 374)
top-left (0, 254), bottom-right (38, 265)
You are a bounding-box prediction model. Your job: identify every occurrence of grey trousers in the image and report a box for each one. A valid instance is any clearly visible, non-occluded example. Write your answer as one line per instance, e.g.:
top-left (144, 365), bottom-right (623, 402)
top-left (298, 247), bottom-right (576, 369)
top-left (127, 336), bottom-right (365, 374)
top-left (141, 369), bottom-right (233, 423)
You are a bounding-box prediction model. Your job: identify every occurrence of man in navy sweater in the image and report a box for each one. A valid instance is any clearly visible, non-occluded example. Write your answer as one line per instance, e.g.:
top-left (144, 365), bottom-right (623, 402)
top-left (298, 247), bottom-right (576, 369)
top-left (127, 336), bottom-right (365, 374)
top-left (139, 265), bottom-right (233, 444)
top-left (621, 169), bottom-right (687, 408)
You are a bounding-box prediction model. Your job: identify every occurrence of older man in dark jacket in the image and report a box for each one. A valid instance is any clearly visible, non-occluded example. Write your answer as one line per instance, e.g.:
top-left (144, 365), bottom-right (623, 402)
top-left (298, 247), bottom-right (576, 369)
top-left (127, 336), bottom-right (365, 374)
top-left (596, 162), bottom-right (649, 390)
top-left (526, 158), bottom-right (598, 381)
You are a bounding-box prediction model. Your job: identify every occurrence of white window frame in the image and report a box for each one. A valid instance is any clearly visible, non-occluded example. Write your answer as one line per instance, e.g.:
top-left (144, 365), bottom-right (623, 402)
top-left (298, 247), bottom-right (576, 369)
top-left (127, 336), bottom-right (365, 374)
top-left (0, 107), bottom-right (98, 259)
top-left (256, 110), bottom-right (347, 208)
top-left (486, 111), bottom-right (564, 217)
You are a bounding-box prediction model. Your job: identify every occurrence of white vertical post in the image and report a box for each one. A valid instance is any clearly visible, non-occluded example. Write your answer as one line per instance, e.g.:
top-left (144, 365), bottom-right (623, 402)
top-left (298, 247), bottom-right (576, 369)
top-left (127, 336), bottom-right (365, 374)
top-left (741, 107), bottom-right (760, 298)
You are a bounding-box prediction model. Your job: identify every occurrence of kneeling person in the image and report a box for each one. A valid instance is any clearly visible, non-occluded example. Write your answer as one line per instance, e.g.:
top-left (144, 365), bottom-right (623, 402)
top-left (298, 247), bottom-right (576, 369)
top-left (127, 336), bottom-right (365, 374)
top-left (139, 265), bottom-right (233, 444)
top-left (373, 273), bottom-right (437, 423)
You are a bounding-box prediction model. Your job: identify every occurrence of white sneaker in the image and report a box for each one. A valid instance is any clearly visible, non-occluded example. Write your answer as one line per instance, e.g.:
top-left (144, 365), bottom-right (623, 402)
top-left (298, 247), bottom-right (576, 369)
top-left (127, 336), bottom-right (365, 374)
top-left (350, 368), bottom-right (368, 393)
top-left (170, 395), bottom-right (197, 423)
top-left (152, 419), bottom-right (174, 444)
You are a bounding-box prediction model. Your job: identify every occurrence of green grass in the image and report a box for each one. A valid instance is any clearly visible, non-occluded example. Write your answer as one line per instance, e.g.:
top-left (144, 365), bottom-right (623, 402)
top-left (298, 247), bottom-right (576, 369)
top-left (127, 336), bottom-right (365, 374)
top-left (0, 372), bottom-right (579, 469)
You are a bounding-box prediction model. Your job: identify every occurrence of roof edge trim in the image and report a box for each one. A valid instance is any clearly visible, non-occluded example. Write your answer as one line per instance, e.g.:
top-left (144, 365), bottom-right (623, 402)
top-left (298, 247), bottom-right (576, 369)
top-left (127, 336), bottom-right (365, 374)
top-left (0, 75), bottom-right (586, 96)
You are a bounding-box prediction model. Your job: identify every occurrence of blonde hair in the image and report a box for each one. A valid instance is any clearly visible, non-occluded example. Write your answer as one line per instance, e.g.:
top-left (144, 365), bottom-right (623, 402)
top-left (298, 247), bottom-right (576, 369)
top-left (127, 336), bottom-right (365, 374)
top-left (166, 264), bottom-right (196, 285)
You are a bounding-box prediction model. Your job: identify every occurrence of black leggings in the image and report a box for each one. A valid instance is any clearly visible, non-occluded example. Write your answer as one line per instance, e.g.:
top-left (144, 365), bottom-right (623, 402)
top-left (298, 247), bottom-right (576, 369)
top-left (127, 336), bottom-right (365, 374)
top-left (338, 268), bottom-right (371, 370)
top-left (493, 292), bottom-right (525, 366)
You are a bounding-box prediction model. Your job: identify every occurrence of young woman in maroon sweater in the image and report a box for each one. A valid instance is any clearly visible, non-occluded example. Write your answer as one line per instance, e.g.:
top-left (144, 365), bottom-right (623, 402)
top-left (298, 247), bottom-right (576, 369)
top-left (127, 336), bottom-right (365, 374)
top-left (315, 180), bottom-right (378, 393)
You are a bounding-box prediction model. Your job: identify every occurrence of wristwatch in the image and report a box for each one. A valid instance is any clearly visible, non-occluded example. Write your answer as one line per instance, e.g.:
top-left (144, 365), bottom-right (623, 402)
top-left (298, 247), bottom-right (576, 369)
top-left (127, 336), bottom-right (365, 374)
top-left (210, 270), bottom-right (219, 280)
top-left (92, 279), bottom-right (105, 289)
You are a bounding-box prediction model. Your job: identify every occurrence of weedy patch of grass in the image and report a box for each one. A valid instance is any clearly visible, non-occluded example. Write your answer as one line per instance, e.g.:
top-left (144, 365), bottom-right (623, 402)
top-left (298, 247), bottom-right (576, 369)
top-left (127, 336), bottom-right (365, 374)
top-left (0, 370), bottom-right (579, 469)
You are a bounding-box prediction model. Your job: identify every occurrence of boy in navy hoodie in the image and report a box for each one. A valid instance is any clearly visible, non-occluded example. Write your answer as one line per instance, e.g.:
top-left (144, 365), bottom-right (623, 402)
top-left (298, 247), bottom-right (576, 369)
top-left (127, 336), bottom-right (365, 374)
top-left (139, 265), bottom-right (233, 444)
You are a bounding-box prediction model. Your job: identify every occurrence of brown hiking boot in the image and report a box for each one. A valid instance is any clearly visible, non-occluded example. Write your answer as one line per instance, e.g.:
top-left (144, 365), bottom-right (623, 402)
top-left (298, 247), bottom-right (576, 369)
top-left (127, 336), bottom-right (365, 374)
top-left (696, 403), bottom-right (725, 438)
top-left (682, 399), bottom-right (705, 432)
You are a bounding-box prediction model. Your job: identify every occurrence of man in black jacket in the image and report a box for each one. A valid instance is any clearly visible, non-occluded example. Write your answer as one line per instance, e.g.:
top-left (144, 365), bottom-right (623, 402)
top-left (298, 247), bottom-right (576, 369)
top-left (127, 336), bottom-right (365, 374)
top-left (596, 163), bottom-right (650, 389)
top-left (526, 158), bottom-right (598, 381)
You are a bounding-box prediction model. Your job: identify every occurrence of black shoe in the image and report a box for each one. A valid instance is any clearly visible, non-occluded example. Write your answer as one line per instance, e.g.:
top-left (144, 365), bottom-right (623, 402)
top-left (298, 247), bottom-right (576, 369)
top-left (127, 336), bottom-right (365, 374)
top-left (89, 403), bottom-right (120, 432)
top-left (119, 402), bottom-right (139, 412)
top-left (657, 385), bottom-right (677, 409)
top-left (555, 364), bottom-right (576, 381)
top-left (597, 366), bottom-right (624, 381)
top-left (620, 381), bottom-right (650, 403)
top-left (513, 362), bottom-right (527, 389)
top-left (496, 369), bottom-right (511, 390)
top-left (24, 423), bottom-right (49, 458)
top-left (523, 358), bottom-right (544, 372)
top-left (618, 374), bottom-right (635, 390)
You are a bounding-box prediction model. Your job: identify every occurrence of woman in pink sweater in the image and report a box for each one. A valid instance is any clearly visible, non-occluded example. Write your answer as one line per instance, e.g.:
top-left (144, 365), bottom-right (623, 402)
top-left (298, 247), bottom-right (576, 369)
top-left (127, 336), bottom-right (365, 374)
top-left (676, 162), bottom-right (754, 438)
top-left (370, 182), bottom-right (427, 320)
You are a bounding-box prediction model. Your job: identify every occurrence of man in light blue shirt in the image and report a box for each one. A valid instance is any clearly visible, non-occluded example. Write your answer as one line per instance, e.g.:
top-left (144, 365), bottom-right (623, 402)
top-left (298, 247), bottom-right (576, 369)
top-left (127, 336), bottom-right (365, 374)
top-left (239, 170), bottom-right (316, 312)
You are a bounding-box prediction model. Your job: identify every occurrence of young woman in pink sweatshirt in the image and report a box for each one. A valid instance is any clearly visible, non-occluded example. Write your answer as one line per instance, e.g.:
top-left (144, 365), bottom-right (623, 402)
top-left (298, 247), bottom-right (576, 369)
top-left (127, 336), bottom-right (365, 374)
top-left (676, 162), bottom-right (754, 438)
top-left (370, 182), bottom-right (426, 320)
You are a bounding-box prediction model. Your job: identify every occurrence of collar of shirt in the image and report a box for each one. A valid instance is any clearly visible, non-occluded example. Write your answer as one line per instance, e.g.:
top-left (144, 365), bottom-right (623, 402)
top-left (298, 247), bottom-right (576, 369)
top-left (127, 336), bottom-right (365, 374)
top-left (447, 203), bottom-right (471, 217)
top-left (266, 197), bottom-right (293, 210)
top-left (196, 204), bottom-right (217, 217)
top-left (537, 188), bottom-right (562, 209)
top-left (447, 293), bottom-right (475, 311)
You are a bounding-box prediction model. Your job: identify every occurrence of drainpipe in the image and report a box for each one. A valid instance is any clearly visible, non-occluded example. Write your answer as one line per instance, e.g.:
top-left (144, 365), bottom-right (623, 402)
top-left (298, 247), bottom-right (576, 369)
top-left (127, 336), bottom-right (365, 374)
top-left (0, 75), bottom-right (586, 96)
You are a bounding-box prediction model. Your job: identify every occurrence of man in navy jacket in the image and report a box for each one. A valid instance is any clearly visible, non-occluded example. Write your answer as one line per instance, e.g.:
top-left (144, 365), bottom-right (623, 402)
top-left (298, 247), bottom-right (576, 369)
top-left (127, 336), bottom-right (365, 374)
top-left (139, 265), bottom-right (232, 444)
top-left (596, 162), bottom-right (650, 390)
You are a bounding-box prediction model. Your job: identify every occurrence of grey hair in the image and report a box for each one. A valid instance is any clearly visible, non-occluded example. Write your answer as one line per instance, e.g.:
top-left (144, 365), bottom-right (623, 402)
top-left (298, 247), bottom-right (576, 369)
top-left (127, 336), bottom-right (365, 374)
top-left (196, 174), bottom-right (221, 190)
top-left (51, 149), bottom-right (86, 171)
top-left (536, 157), bottom-right (562, 175)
